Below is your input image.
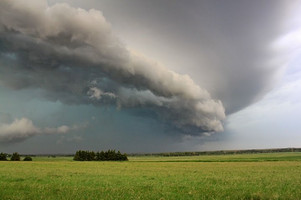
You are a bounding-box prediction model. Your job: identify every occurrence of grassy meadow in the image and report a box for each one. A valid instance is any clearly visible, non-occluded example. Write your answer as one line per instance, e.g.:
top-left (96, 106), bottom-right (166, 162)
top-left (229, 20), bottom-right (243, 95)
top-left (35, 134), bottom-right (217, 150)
top-left (0, 152), bottom-right (301, 199)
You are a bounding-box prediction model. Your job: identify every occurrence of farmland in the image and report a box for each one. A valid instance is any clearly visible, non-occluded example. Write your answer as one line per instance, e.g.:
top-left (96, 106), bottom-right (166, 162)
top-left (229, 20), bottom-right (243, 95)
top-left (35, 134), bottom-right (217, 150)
top-left (0, 152), bottom-right (301, 199)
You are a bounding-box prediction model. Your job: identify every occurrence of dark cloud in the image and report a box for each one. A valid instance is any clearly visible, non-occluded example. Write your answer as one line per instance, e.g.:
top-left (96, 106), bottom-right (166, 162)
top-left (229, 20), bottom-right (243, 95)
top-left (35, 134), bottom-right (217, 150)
top-left (0, 0), bottom-right (225, 140)
top-left (67, 0), bottom-right (290, 114)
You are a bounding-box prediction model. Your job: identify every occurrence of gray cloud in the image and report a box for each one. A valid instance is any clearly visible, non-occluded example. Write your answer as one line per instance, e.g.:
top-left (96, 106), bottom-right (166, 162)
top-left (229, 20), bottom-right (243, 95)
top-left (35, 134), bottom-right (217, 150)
top-left (0, 0), bottom-right (225, 136)
top-left (71, 0), bottom-right (291, 115)
top-left (0, 117), bottom-right (82, 143)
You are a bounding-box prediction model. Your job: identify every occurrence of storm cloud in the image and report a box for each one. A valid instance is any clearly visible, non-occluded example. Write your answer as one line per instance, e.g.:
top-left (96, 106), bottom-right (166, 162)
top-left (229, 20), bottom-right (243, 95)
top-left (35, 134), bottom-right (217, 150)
top-left (0, 0), bottom-right (225, 137)
top-left (81, 0), bottom-right (292, 115)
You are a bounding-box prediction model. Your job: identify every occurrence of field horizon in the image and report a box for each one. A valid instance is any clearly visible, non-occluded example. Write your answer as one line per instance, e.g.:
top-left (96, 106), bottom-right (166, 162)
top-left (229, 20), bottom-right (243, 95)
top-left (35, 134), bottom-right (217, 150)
top-left (3, 147), bottom-right (300, 157)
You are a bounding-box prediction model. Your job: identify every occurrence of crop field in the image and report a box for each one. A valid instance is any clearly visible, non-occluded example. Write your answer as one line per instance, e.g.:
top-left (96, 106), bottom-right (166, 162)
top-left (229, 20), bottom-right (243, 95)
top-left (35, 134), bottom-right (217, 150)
top-left (0, 152), bottom-right (301, 200)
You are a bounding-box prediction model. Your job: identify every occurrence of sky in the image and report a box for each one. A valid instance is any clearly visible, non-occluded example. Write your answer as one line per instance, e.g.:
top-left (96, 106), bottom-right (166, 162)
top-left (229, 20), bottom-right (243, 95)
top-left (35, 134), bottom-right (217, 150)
top-left (0, 0), bottom-right (300, 154)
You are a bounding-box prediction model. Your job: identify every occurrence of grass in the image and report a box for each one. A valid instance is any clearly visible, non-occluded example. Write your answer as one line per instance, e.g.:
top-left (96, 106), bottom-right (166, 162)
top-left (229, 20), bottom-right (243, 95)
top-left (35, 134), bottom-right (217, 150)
top-left (0, 152), bottom-right (301, 199)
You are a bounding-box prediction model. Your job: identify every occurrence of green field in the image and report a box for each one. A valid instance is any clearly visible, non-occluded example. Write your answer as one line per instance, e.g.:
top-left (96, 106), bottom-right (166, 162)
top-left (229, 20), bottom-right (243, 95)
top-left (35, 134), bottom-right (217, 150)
top-left (0, 153), bottom-right (301, 200)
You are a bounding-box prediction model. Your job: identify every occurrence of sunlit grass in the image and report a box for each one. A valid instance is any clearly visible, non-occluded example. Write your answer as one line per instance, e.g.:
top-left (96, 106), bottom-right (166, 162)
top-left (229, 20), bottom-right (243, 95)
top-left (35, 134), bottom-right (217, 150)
top-left (0, 153), bottom-right (301, 199)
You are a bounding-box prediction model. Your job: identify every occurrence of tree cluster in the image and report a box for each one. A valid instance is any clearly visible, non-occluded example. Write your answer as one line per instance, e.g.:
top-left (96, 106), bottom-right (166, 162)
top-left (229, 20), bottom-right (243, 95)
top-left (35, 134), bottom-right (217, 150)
top-left (73, 150), bottom-right (128, 161)
top-left (10, 152), bottom-right (21, 161)
top-left (0, 152), bottom-right (7, 161)
top-left (0, 152), bottom-right (32, 161)
top-left (23, 156), bottom-right (33, 161)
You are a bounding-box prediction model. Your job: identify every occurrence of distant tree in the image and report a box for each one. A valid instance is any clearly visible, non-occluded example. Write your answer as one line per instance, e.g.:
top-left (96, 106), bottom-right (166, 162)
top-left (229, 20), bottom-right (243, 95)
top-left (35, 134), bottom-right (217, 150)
top-left (0, 152), bottom-right (7, 161)
top-left (87, 151), bottom-right (95, 161)
top-left (23, 156), bottom-right (33, 161)
top-left (73, 150), bottom-right (83, 161)
top-left (10, 152), bottom-right (21, 161)
top-left (96, 151), bottom-right (105, 161)
top-left (74, 150), bottom-right (128, 161)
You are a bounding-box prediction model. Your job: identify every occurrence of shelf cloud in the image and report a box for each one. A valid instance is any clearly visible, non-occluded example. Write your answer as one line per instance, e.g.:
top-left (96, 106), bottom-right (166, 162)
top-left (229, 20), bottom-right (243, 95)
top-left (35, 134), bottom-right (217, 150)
top-left (0, 0), bottom-right (225, 138)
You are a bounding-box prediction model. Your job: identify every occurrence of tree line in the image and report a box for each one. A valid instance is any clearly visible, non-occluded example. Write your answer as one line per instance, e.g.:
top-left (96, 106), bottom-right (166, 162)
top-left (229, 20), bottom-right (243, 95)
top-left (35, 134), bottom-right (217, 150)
top-left (128, 148), bottom-right (301, 157)
top-left (0, 152), bottom-right (32, 161)
top-left (73, 150), bottom-right (128, 161)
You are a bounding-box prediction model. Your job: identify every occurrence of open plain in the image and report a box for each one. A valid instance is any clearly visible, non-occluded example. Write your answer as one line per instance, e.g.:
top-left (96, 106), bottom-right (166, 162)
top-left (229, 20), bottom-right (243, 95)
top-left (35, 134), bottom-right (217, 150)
top-left (0, 152), bottom-right (300, 200)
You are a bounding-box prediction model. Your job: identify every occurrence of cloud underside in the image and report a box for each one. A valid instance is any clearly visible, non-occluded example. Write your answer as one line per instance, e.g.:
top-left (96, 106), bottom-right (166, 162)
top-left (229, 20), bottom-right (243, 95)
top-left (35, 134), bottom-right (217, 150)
top-left (0, 118), bottom-right (80, 143)
top-left (0, 0), bottom-right (225, 136)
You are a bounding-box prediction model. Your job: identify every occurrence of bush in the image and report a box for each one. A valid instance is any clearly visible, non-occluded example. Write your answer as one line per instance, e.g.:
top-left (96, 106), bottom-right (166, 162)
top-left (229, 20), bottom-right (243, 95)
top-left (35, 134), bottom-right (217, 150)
top-left (74, 150), bottom-right (128, 161)
top-left (0, 152), bottom-right (7, 161)
top-left (23, 156), bottom-right (33, 161)
top-left (10, 152), bottom-right (20, 161)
